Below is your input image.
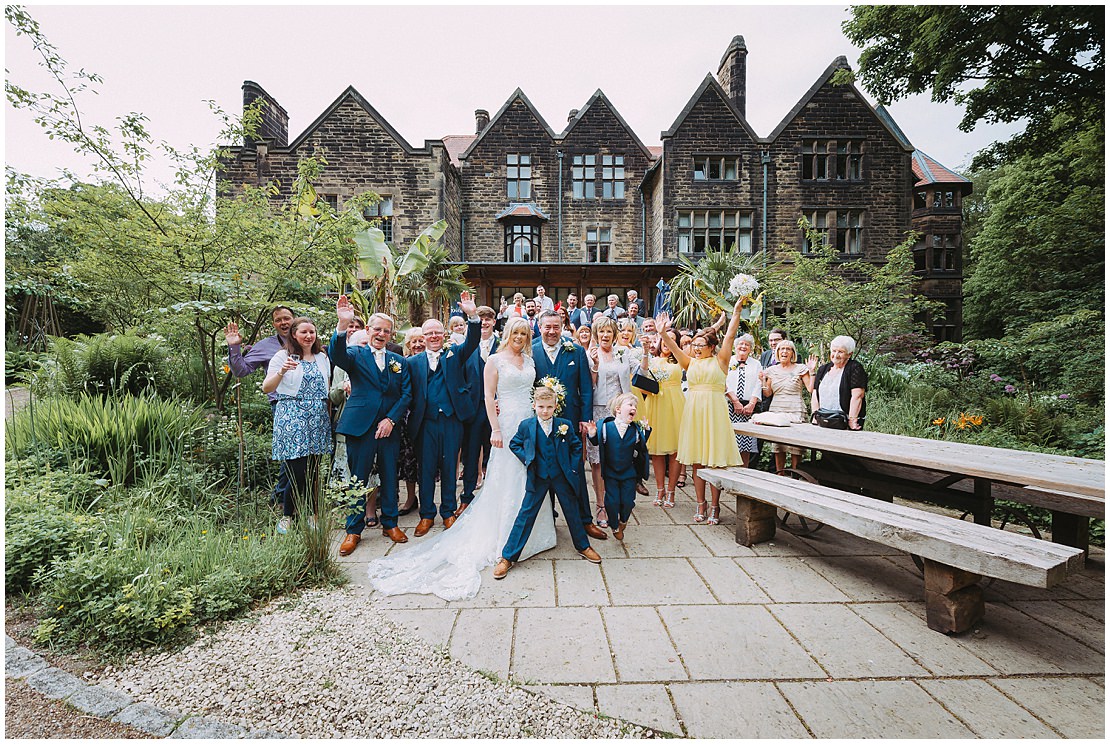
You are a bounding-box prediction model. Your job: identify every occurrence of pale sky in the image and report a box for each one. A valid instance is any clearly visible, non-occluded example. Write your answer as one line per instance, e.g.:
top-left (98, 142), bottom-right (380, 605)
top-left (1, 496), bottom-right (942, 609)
top-left (6, 3), bottom-right (1022, 193)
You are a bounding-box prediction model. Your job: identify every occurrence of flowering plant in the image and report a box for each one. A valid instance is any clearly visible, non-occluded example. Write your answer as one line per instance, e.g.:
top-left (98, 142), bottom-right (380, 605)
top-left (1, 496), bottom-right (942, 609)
top-left (727, 272), bottom-right (760, 300)
top-left (535, 376), bottom-right (568, 414)
top-left (388, 359), bottom-right (401, 374)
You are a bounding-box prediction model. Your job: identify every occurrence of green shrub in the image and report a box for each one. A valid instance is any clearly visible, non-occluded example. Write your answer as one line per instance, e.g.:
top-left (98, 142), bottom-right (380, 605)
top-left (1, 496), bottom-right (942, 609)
top-left (4, 505), bottom-right (97, 593)
top-left (33, 333), bottom-right (175, 398)
top-left (6, 395), bottom-right (207, 486)
top-left (4, 337), bottom-right (41, 385)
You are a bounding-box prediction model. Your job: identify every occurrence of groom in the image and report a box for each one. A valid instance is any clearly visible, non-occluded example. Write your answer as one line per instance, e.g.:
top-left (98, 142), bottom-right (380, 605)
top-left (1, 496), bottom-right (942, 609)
top-left (532, 311), bottom-right (607, 541)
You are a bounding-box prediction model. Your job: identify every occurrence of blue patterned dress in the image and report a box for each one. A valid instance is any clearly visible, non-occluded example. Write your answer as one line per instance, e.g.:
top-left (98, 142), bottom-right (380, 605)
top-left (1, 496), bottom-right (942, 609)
top-left (272, 361), bottom-right (332, 461)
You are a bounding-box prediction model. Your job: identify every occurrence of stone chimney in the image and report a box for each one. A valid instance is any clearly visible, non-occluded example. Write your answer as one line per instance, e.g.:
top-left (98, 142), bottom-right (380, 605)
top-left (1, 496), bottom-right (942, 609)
top-left (242, 81), bottom-right (289, 148)
top-left (717, 35), bottom-right (748, 118)
top-left (568, 109), bottom-right (579, 124)
top-left (475, 109), bottom-right (490, 134)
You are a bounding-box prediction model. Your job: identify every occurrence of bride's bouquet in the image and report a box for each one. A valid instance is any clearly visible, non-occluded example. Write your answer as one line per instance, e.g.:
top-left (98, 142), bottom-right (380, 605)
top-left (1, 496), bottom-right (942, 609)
top-left (727, 272), bottom-right (760, 300)
top-left (535, 376), bottom-right (568, 414)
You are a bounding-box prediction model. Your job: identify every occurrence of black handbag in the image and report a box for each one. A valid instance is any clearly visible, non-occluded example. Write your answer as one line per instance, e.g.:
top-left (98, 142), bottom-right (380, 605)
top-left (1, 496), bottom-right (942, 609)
top-left (811, 408), bottom-right (849, 429)
top-left (631, 367), bottom-right (659, 395)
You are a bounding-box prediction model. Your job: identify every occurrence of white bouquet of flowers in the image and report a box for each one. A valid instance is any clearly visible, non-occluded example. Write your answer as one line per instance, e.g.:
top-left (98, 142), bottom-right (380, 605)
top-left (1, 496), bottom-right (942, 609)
top-left (727, 272), bottom-right (760, 300)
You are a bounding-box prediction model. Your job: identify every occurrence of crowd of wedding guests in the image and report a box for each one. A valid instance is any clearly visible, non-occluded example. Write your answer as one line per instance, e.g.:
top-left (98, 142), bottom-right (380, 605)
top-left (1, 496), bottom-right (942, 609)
top-left (226, 284), bottom-right (867, 551)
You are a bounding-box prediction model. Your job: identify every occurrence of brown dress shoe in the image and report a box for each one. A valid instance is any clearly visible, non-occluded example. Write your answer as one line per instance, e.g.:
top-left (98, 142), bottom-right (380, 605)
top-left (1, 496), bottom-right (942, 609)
top-left (442, 515), bottom-right (457, 529)
top-left (613, 522), bottom-right (626, 541)
top-left (578, 547), bottom-right (603, 564)
top-left (584, 523), bottom-right (608, 540)
top-left (339, 533), bottom-right (361, 556)
top-left (382, 526), bottom-right (408, 543)
top-left (454, 502), bottom-right (470, 516)
top-left (414, 518), bottom-right (435, 537)
top-left (493, 558), bottom-right (513, 580)
top-left (636, 482), bottom-right (649, 496)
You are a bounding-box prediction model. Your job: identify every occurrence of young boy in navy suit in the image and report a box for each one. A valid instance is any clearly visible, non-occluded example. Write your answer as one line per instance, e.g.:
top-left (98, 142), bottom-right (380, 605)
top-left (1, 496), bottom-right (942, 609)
top-left (494, 386), bottom-right (602, 579)
top-left (587, 393), bottom-right (651, 541)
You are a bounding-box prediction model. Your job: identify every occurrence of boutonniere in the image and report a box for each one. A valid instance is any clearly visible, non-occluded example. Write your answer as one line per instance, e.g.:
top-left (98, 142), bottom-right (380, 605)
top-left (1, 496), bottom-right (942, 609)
top-left (388, 359), bottom-right (401, 374)
top-left (615, 347), bottom-right (626, 361)
top-left (562, 341), bottom-right (575, 353)
top-left (729, 359), bottom-right (740, 370)
top-left (556, 423), bottom-right (569, 438)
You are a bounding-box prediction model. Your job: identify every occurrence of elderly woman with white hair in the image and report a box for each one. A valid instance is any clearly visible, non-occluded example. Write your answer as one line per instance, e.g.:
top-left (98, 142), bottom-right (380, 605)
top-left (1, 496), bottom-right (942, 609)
top-left (811, 335), bottom-right (868, 431)
top-left (725, 333), bottom-right (762, 466)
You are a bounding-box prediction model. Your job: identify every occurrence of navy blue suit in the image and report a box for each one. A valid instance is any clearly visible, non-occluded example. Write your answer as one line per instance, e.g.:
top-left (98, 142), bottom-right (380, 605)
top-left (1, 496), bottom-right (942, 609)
top-left (502, 416), bottom-right (590, 561)
top-left (532, 338), bottom-right (594, 528)
top-left (406, 318), bottom-right (481, 519)
top-left (329, 332), bottom-right (412, 533)
top-left (461, 334), bottom-right (499, 505)
top-left (590, 417), bottom-right (651, 528)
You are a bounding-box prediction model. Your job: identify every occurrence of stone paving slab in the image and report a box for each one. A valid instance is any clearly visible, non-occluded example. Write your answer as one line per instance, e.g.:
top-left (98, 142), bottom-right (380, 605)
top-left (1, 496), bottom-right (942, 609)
top-left (803, 554), bottom-right (923, 601)
top-left (600, 606), bottom-right (686, 682)
top-left (668, 680), bottom-right (810, 738)
top-left (24, 667), bottom-right (82, 699)
top-left (736, 556), bottom-right (852, 603)
top-left (848, 602), bottom-right (997, 676)
top-left (512, 607), bottom-right (615, 684)
top-left (5, 645), bottom-right (50, 679)
top-left (689, 523), bottom-right (760, 556)
top-left (447, 558), bottom-right (556, 609)
top-left (779, 679), bottom-right (975, 738)
top-left (595, 683), bottom-right (682, 734)
top-left (916, 678), bottom-right (1059, 738)
top-left (798, 525), bottom-right (905, 556)
top-left (688, 556), bottom-right (771, 604)
top-left (744, 528), bottom-right (821, 557)
top-left (523, 683), bottom-right (595, 712)
top-left (554, 558), bottom-right (610, 606)
top-left (450, 608), bottom-right (514, 678)
top-left (659, 605), bottom-right (825, 680)
top-left (602, 558), bottom-right (716, 606)
top-left (769, 603), bottom-right (929, 678)
top-left (66, 683), bottom-right (133, 717)
top-left (621, 525), bottom-right (714, 558)
top-left (1009, 599), bottom-right (1105, 653)
top-left (990, 677), bottom-right (1105, 738)
top-left (629, 504), bottom-right (681, 525)
top-left (112, 702), bottom-right (182, 737)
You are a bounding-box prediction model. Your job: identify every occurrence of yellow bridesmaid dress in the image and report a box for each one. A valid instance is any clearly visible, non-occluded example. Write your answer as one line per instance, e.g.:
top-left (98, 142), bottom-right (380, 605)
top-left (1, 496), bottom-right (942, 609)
top-left (677, 356), bottom-right (742, 467)
top-left (641, 358), bottom-right (684, 456)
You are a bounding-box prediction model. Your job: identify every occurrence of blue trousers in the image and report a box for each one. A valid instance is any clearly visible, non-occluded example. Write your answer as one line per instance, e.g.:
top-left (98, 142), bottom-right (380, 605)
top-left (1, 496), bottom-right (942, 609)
top-left (604, 476), bottom-right (636, 528)
top-left (417, 412), bottom-right (463, 519)
top-left (345, 430), bottom-right (400, 533)
top-left (461, 412), bottom-right (492, 504)
top-left (502, 473), bottom-right (589, 562)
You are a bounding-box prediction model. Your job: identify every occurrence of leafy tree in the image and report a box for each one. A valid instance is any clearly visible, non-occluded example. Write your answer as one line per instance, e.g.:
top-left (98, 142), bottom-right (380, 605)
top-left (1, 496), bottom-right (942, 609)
top-left (844, 5), bottom-right (1104, 166)
top-left (764, 222), bottom-right (938, 355)
top-left (962, 113), bottom-right (1104, 339)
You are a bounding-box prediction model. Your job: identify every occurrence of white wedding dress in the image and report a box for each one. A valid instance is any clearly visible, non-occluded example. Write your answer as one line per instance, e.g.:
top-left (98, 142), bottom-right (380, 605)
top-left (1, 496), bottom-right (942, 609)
top-left (366, 353), bottom-right (556, 601)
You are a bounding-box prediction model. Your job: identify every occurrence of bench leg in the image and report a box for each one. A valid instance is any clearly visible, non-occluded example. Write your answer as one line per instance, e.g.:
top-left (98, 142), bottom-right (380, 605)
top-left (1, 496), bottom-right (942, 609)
top-left (735, 495), bottom-right (776, 546)
top-left (923, 559), bottom-right (984, 634)
top-left (1051, 512), bottom-right (1089, 557)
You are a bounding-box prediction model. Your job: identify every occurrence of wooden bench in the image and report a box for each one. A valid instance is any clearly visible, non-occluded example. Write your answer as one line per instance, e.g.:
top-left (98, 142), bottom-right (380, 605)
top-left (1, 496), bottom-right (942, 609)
top-left (699, 467), bottom-right (1087, 634)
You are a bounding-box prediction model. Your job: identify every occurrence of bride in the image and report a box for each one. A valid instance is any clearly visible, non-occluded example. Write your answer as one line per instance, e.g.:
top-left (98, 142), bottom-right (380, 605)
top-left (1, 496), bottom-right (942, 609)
top-left (366, 317), bottom-right (556, 600)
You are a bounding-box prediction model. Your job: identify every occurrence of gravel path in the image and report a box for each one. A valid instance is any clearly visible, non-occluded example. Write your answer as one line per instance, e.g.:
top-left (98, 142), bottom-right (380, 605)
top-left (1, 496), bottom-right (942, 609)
top-left (98, 587), bottom-right (650, 738)
top-left (5, 678), bottom-right (149, 739)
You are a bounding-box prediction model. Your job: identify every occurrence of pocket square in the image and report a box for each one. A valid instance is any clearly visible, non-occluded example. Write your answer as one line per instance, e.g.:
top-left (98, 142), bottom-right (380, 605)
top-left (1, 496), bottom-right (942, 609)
top-left (568, 361), bottom-right (575, 366)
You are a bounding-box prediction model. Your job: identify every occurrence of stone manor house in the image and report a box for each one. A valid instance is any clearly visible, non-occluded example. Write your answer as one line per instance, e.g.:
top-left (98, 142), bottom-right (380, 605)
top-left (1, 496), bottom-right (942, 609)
top-left (220, 36), bottom-right (970, 341)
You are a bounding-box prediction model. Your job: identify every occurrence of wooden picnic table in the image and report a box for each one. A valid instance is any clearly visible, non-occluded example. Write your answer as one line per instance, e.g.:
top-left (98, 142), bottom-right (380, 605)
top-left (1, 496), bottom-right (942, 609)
top-left (733, 421), bottom-right (1105, 551)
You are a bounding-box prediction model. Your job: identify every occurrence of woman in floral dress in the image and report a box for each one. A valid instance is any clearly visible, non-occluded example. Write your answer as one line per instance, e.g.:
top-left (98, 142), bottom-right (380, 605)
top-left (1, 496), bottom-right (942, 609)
top-left (263, 317), bottom-right (332, 534)
top-left (760, 339), bottom-right (817, 474)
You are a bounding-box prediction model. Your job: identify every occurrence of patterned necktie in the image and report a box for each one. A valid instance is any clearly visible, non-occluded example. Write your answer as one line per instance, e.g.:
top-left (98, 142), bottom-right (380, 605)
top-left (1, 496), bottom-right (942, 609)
top-left (428, 350), bottom-right (441, 372)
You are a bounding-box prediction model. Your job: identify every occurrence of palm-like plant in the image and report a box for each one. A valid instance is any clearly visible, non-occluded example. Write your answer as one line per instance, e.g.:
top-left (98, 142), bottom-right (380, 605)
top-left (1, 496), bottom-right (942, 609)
top-left (395, 242), bottom-right (472, 327)
top-left (667, 243), bottom-right (766, 330)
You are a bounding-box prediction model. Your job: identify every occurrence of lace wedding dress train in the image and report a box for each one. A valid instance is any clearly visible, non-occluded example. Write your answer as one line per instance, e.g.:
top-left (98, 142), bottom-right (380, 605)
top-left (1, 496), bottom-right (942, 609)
top-left (366, 354), bottom-right (556, 601)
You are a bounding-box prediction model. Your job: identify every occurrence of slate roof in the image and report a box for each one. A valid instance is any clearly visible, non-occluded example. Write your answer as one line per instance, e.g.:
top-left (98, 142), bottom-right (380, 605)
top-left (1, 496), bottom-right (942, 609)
top-left (441, 135), bottom-right (476, 167)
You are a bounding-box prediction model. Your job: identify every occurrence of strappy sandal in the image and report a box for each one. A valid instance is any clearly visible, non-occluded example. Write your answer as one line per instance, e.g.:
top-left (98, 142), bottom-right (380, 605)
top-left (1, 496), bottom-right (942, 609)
top-left (707, 504), bottom-right (720, 526)
top-left (662, 490), bottom-right (675, 509)
top-left (676, 473), bottom-right (687, 488)
top-left (653, 488), bottom-right (665, 507)
top-left (595, 505), bottom-right (609, 529)
top-left (694, 500), bottom-right (708, 523)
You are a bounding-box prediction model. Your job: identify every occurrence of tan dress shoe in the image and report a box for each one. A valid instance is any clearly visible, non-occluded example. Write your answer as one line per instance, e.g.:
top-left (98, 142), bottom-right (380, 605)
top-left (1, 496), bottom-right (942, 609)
top-left (442, 515), bottom-right (457, 529)
top-left (613, 522), bottom-right (626, 541)
top-left (578, 547), bottom-right (602, 564)
top-left (414, 518), bottom-right (435, 537)
top-left (382, 526), bottom-right (408, 544)
top-left (454, 502), bottom-right (470, 516)
top-left (339, 534), bottom-right (361, 556)
top-left (584, 523), bottom-right (608, 540)
top-left (493, 558), bottom-right (513, 580)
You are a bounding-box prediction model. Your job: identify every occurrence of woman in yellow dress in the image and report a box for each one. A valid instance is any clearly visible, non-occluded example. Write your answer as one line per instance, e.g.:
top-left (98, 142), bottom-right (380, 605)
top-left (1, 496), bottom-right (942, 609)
top-left (657, 299), bottom-right (744, 525)
top-left (636, 328), bottom-right (685, 509)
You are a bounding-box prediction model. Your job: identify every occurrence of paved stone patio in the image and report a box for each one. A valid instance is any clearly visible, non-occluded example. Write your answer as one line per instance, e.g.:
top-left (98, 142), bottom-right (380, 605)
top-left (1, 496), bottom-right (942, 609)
top-left (338, 483), bottom-right (1105, 738)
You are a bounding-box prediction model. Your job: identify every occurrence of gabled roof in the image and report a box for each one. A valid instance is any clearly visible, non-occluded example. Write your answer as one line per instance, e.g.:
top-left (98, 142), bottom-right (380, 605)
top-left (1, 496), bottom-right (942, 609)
top-left (461, 88), bottom-right (557, 160)
top-left (560, 89), bottom-right (654, 161)
top-left (660, 73), bottom-right (759, 141)
top-left (912, 151), bottom-right (972, 188)
top-left (441, 134), bottom-right (476, 167)
top-left (766, 57), bottom-right (915, 152)
top-left (286, 86), bottom-right (426, 155)
top-left (647, 146), bottom-right (663, 160)
top-left (873, 105), bottom-right (914, 150)
top-left (495, 203), bottom-right (550, 221)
